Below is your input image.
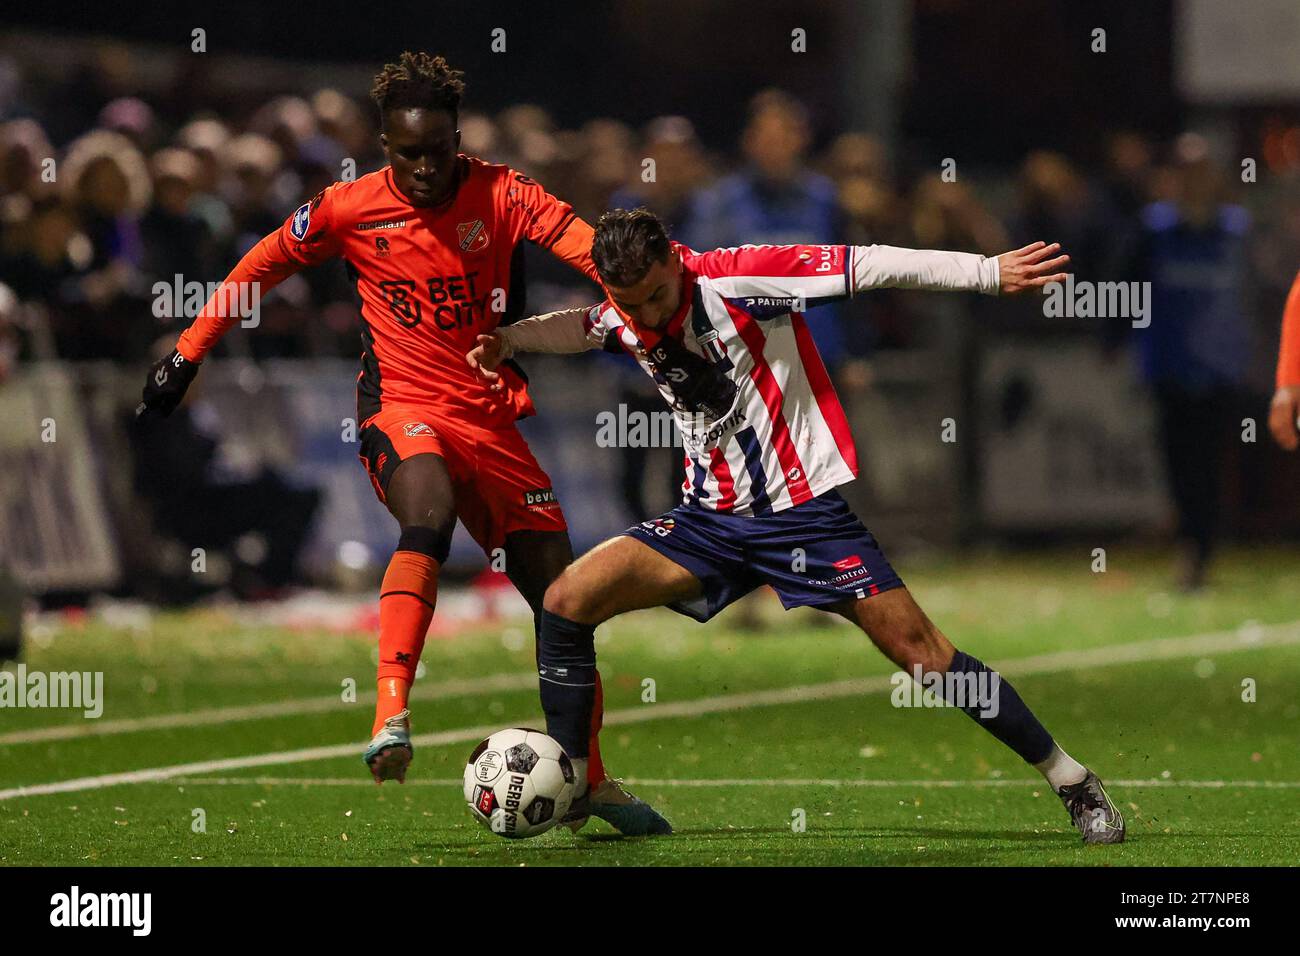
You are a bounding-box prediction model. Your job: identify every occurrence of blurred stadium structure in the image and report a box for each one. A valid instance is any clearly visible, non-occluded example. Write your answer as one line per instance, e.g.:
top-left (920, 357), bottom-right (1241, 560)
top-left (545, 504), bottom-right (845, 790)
top-left (1, 0), bottom-right (1300, 610)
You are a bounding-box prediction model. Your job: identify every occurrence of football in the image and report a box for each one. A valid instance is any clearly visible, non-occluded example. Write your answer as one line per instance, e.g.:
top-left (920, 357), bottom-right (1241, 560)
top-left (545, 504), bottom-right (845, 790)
top-left (463, 728), bottom-right (576, 838)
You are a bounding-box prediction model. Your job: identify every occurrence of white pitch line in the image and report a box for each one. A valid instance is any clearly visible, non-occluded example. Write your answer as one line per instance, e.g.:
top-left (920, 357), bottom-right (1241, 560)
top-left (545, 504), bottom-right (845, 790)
top-left (628, 778), bottom-right (1300, 790)
top-left (0, 722), bottom-right (506, 801)
top-left (2, 619), bottom-right (1298, 802)
top-left (165, 776), bottom-right (1300, 790)
top-left (0, 671), bottom-right (536, 746)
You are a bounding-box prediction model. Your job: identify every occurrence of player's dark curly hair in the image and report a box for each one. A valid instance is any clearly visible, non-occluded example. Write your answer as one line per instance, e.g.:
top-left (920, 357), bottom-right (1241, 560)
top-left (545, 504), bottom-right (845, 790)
top-left (592, 208), bottom-right (673, 287)
top-left (370, 52), bottom-right (465, 123)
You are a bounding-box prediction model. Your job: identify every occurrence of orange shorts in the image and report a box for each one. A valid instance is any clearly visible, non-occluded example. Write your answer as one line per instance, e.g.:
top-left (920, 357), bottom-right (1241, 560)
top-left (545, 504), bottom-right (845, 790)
top-left (358, 404), bottom-right (567, 554)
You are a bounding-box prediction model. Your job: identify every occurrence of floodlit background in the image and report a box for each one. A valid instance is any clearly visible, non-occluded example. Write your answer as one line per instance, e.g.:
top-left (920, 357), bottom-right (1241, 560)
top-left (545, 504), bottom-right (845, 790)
top-left (2, 1), bottom-right (1299, 609)
top-left (0, 1), bottom-right (1298, 868)
top-left (2, 2), bottom-right (1300, 612)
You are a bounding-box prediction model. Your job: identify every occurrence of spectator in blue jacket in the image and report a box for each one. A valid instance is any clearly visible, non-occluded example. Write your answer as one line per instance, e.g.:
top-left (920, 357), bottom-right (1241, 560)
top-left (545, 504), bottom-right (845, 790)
top-left (1125, 134), bottom-right (1255, 590)
top-left (681, 90), bottom-right (846, 371)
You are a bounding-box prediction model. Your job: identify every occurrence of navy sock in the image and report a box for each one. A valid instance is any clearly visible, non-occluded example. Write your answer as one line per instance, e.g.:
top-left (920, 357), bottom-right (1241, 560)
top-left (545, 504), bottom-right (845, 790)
top-left (536, 610), bottom-right (597, 759)
top-left (945, 650), bottom-right (1055, 764)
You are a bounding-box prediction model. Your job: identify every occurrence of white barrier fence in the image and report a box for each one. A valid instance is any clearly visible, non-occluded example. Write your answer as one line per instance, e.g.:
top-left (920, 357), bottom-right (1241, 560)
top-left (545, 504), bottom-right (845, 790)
top-left (0, 343), bottom-right (1181, 594)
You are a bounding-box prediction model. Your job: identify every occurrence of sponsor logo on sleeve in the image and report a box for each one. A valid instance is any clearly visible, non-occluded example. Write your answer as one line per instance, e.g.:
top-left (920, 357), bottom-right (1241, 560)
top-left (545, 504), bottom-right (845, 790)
top-left (290, 202), bottom-right (311, 240)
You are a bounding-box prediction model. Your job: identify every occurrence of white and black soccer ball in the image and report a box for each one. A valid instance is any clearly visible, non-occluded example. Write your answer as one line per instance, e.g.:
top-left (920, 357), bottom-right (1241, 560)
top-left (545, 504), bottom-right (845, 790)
top-left (463, 728), bottom-right (576, 838)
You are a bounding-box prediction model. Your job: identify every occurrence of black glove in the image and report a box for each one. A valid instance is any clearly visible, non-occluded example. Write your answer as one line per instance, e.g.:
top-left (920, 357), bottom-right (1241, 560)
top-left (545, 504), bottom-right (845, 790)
top-left (647, 337), bottom-right (738, 421)
top-left (136, 348), bottom-right (200, 420)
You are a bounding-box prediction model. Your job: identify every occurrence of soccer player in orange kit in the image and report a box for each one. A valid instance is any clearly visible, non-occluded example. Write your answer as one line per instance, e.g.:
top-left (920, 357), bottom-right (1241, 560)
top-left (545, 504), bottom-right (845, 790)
top-left (137, 52), bottom-right (670, 835)
top-left (1269, 268), bottom-right (1300, 451)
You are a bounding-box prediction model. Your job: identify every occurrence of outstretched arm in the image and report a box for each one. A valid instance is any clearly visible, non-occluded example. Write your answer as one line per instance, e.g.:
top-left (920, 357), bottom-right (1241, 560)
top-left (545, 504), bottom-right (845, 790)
top-left (500, 169), bottom-right (602, 284)
top-left (173, 233), bottom-right (306, 362)
top-left (465, 241), bottom-right (1073, 384)
top-left (852, 241), bottom-right (1069, 297)
top-left (467, 306), bottom-right (599, 383)
top-left (137, 233), bottom-right (307, 419)
top-left (692, 240), bottom-right (1069, 311)
top-left (139, 189), bottom-right (342, 419)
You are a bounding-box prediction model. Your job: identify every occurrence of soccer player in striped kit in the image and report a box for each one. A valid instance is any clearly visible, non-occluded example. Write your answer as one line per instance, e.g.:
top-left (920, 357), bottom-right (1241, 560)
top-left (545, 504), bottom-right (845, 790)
top-left (468, 208), bottom-right (1127, 843)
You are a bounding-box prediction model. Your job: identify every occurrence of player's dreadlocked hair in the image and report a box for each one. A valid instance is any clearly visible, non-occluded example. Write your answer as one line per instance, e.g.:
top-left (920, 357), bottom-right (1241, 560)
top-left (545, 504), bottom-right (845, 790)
top-left (370, 52), bottom-right (465, 123)
top-left (592, 208), bottom-right (673, 287)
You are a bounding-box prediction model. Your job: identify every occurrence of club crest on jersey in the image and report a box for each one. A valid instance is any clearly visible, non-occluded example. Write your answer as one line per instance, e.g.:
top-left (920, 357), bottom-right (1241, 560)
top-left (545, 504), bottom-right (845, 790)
top-left (290, 202), bottom-right (311, 240)
top-left (698, 329), bottom-right (729, 364)
top-left (402, 422), bottom-right (435, 437)
top-left (458, 219), bottom-right (489, 253)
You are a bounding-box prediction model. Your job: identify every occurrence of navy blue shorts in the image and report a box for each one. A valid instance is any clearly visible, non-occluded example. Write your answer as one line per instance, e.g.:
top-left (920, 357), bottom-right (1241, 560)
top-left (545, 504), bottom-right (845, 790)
top-left (622, 489), bottom-right (905, 622)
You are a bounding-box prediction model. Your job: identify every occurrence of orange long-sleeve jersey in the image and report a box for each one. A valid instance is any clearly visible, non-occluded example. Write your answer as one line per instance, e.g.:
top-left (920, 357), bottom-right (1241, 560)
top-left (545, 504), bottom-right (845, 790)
top-left (176, 156), bottom-right (598, 426)
top-left (1279, 268), bottom-right (1300, 390)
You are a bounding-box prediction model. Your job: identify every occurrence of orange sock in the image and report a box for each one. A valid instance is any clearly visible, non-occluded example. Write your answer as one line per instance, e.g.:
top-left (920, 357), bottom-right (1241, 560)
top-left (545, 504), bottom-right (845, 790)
top-left (373, 548), bottom-right (440, 735)
top-left (586, 670), bottom-right (607, 787)
top-left (375, 675), bottom-right (411, 733)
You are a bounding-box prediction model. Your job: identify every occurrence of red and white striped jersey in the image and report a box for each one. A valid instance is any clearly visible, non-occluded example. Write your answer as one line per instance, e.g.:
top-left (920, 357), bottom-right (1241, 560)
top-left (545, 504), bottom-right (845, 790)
top-left (584, 243), bottom-right (862, 515)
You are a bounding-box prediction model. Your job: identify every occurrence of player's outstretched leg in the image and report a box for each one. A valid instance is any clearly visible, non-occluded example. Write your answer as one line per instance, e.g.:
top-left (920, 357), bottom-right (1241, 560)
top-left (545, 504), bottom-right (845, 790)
top-left (502, 530), bottom-right (610, 792)
top-left (363, 453), bottom-right (457, 784)
top-left (833, 588), bottom-right (1125, 844)
top-left (505, 530), bottom-right (663, 833)
top-left (538, 535), bottom-right (703, 836)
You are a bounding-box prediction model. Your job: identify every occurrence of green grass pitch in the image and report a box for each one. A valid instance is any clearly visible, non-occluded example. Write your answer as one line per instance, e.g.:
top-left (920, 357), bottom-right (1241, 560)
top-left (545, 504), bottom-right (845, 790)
top-left (2, 547), bottom-right (1298, 866)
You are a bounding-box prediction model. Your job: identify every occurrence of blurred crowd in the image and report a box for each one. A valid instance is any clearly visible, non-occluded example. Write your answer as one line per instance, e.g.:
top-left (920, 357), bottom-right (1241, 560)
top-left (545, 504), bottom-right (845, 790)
top-left (2, 43), bottom-right (1300, 390)
top-left (3, 43), bottom-right (1300, 599)
top-left (3, 46), bottom-right (1299, 392)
